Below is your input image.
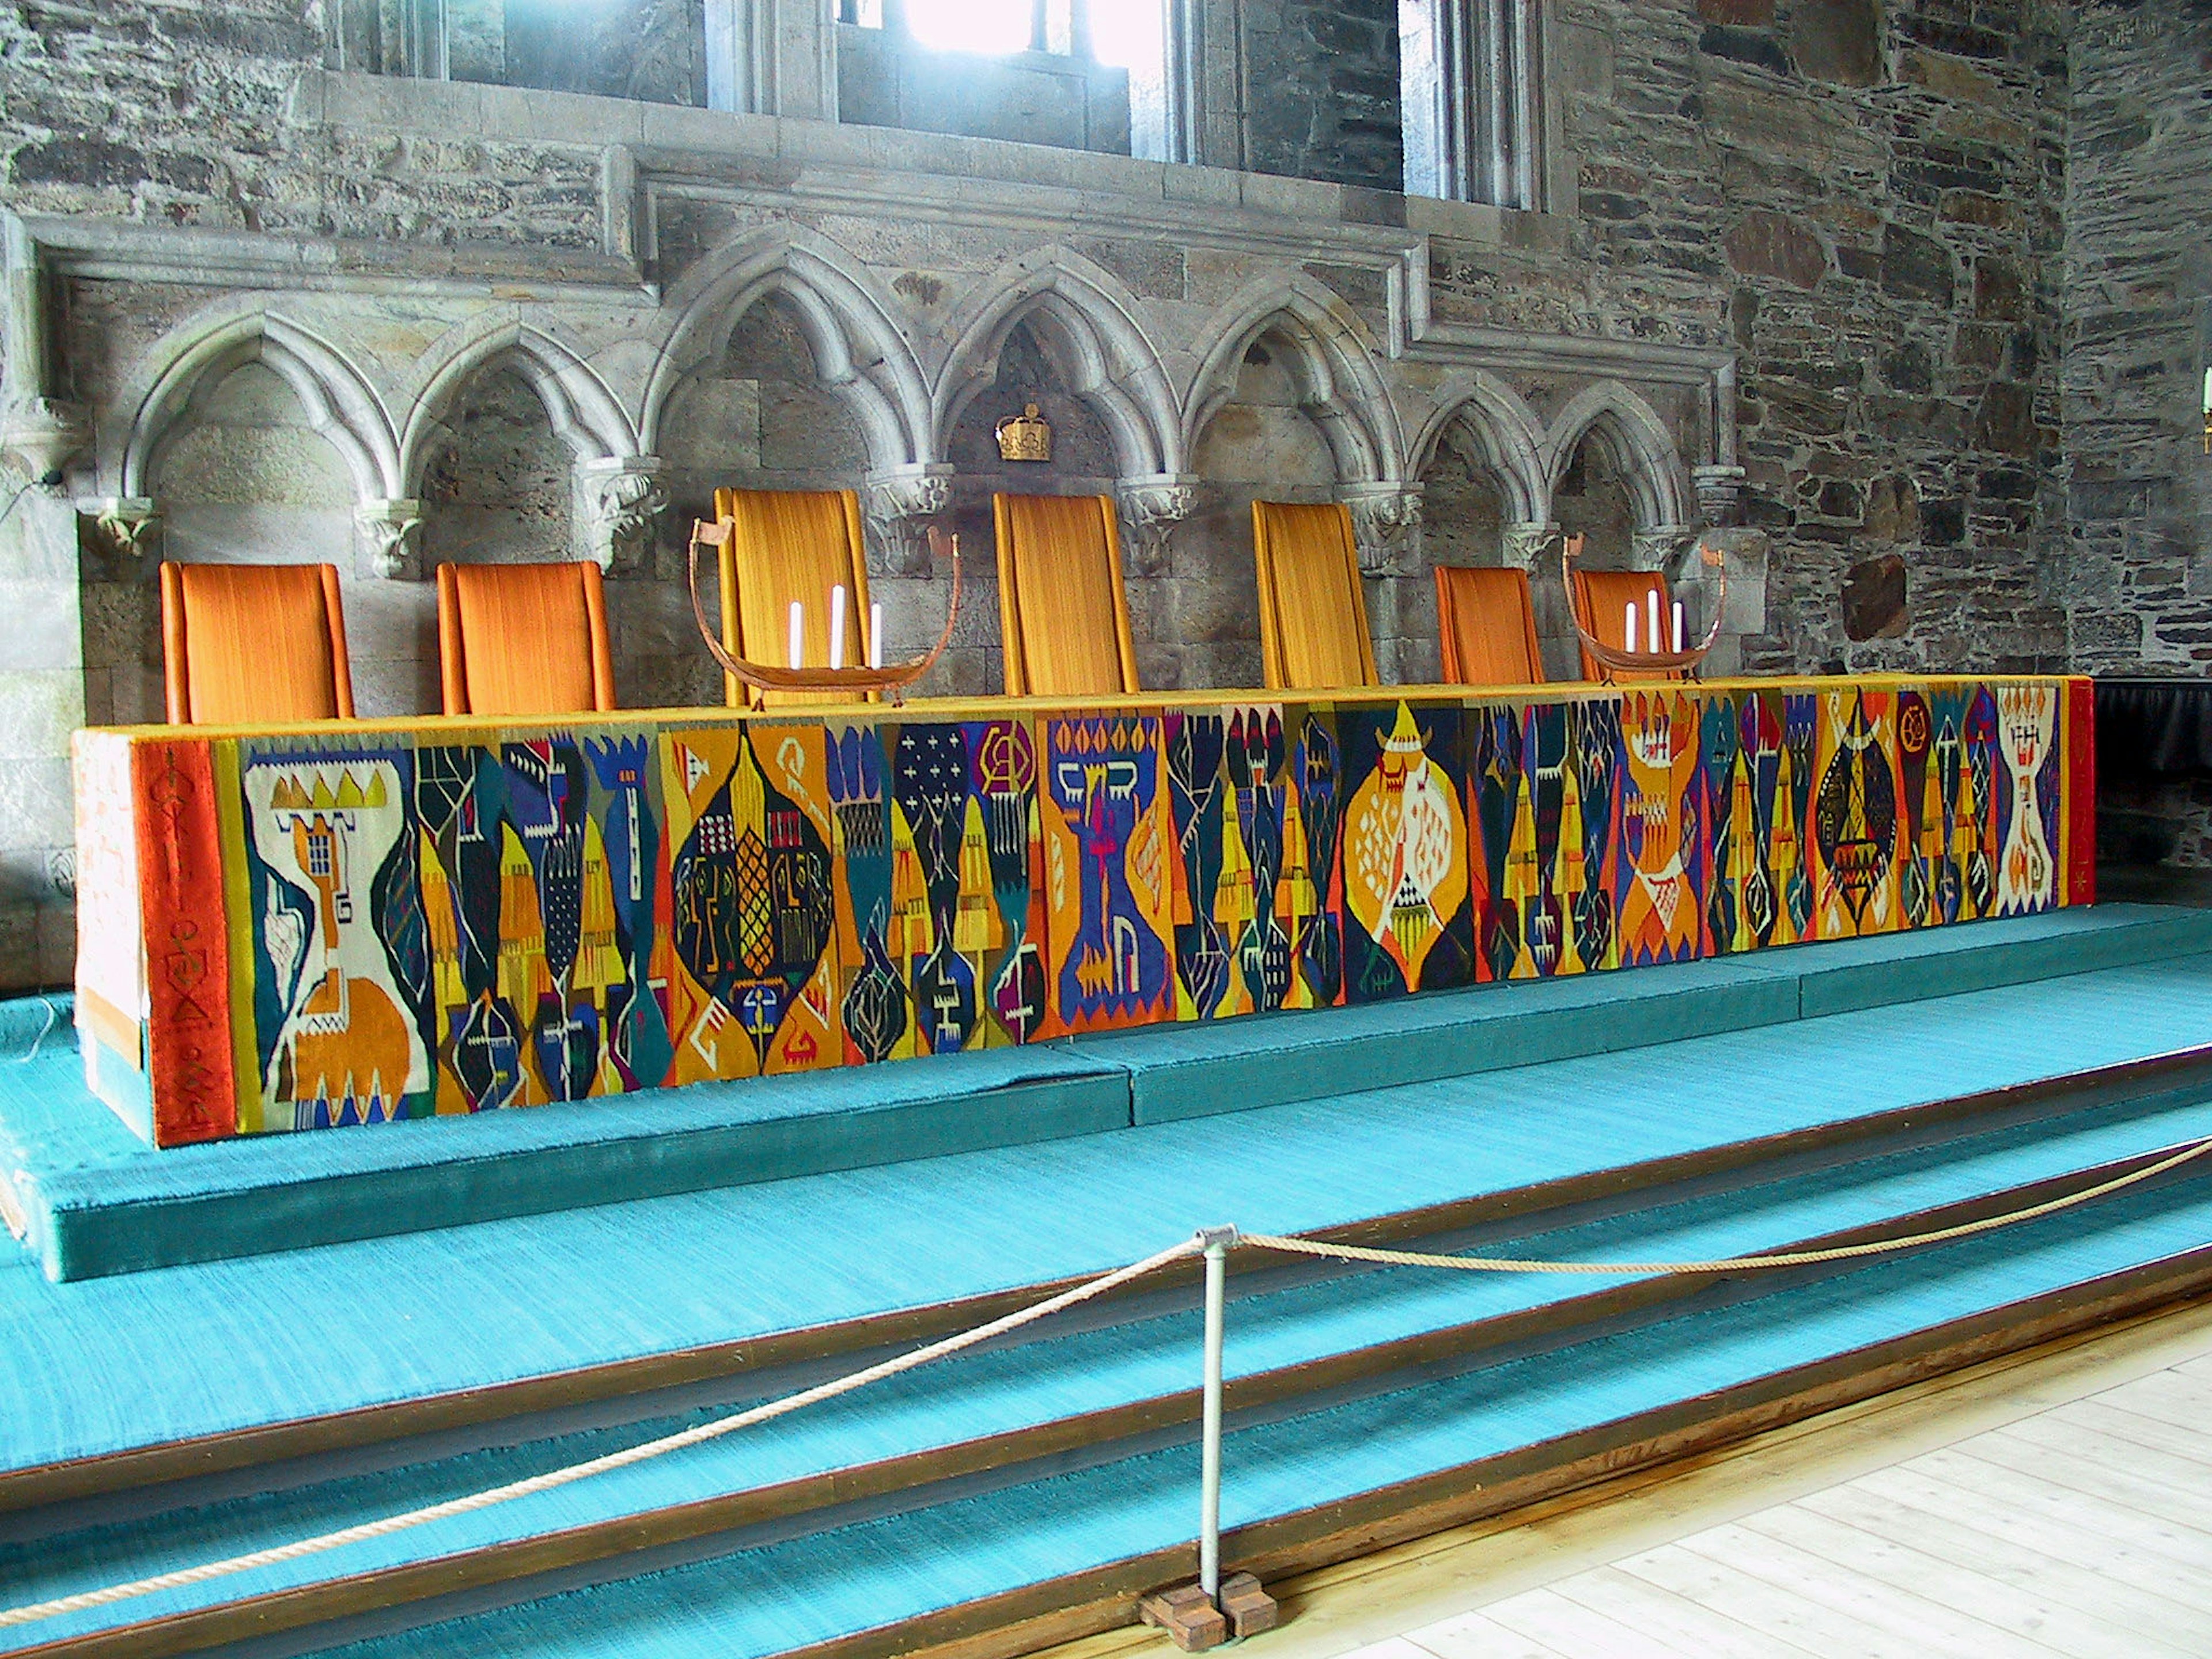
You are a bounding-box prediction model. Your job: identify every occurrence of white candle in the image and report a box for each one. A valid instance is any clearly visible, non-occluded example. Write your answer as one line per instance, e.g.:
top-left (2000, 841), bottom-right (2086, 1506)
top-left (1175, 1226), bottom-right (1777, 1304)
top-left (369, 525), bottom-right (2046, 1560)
top-left (1624, 601), bottom-right (1638, 654)
top-left (1647, 590), bottom-right (1661, 658)
top-left (829, 585), bottom-right (847, 671)
top-left (787, 600), bottom-right (804, 671)
top-left (1672, 600), bottom-right (1684, 653)
top-left (870, 602), bottom-right (885, 670)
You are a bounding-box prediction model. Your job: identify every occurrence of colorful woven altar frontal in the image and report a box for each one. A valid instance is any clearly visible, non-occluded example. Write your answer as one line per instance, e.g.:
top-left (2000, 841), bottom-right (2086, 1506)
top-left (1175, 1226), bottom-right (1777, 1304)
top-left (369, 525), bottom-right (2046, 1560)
top-left (72, 678), bottom-right (2096, 1147)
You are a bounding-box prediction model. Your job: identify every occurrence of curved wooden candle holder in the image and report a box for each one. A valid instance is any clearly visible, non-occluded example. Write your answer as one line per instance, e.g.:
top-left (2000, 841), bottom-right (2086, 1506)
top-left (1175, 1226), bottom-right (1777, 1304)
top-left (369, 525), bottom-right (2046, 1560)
top-left (687, 518), bottom-right (962, 707)
top-left (1559, 531), bottom-right (1729, 682)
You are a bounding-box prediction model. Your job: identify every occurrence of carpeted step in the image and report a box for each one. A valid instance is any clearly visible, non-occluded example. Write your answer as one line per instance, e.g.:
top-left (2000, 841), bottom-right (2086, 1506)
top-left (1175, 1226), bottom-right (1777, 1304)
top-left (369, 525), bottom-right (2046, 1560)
top-left (7, 953), bottom-right (2212, 1519)
top-left (14, 1157), bottom-right (2210, 1659)
top-left (7, 1086), bottom-right (2211, 1656)
top-left (8, 908), bottom-right (2206, 1281)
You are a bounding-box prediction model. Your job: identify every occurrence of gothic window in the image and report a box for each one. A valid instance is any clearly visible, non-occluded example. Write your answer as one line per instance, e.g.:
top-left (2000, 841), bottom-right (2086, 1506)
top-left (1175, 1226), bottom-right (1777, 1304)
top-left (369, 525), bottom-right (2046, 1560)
top-left (1401, 0), bottom-right (1547, 210)
top-left (329, 0), bottom-right (710, 108)
top-left (834, 0), bottom-right (1157, 157)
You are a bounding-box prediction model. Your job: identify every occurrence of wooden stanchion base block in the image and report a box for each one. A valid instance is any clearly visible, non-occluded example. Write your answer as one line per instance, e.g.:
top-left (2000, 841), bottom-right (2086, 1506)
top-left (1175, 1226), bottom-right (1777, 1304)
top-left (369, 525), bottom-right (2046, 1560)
top-left (1218, 1573), bottom-right (1279, 1638)
top-left (1138, 1576), bottom-right (1277, 1649)
top-left (1138, 1584), bottom-right (1228, 1651)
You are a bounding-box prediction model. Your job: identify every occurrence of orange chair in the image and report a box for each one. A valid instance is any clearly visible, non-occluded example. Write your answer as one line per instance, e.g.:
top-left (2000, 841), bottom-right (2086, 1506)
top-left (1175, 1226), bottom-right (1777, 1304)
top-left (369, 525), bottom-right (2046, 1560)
top-left (1434, 565), bottom-right (1544, 688)
top-left (160, 561), bottom-right (355, 725)
top-left (713, 487), bottom-right (873, 708)
top-left (436, 560), bottom-right (617, 717)
top-left (1569, 566), bottom-right (1684, 682)
top-left (994, 493), bottom-right (1139, 698)
top-left (1251, 501), bottom-right (1378, 692)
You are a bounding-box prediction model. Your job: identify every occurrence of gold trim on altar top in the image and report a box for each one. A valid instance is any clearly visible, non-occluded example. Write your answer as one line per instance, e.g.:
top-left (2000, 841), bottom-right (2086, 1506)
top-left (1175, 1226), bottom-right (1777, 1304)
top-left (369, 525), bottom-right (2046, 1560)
top-left (996, 404), bottom-right (1052, 463)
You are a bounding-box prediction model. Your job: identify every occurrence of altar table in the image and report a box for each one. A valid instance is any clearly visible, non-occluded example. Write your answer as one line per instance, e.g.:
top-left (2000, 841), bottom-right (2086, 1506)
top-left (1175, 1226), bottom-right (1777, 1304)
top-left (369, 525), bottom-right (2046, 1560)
top-left (72, 678), bottom-right (2096, 1147)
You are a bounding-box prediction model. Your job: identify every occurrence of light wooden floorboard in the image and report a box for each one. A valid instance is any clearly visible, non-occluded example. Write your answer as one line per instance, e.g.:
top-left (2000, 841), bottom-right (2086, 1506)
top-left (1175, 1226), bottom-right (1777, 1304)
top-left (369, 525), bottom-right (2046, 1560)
top-left (1037, 1299), bottom-right (2212, 1659)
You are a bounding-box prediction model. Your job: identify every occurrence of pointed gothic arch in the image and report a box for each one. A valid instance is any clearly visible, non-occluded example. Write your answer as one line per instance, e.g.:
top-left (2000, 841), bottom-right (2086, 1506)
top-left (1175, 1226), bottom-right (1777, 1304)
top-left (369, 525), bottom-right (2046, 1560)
top-left (642, 228), bottom-right (930, 475)
top-left (931, 247), bottom-right (1181, 479)
top-left (1408, 370), bottom-right (1551, 524)
top-left (1183, 274), bottom-right (1407, 486)
top-left (400, 319), bottom-right (638, 497)
top-left (1540, 380), bottom-right (1693, 532)
top-left (119, 311), bottom-right (402, 503)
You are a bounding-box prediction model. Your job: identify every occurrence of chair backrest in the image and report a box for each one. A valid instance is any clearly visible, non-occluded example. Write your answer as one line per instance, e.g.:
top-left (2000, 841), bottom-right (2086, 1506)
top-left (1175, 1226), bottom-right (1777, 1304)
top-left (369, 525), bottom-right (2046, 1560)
top-left (713, 487), bottom-right (873, 709)
top-left (436, 560), bottom-right (616, 717)
top-left (1434, 565), bottom-right (1544, 688)
top-left (160, 561), bottom-right (354, 725)
top-left (993, 493), bottom-right (1139, 698)
top-left (1569, 566), bottom-right (1684, 682)
top-left (1251, 501), bottom-right (1378, 692)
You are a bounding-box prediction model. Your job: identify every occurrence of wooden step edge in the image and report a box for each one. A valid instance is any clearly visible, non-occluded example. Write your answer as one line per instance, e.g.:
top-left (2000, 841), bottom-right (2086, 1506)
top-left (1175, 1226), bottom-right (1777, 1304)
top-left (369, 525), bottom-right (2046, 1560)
top-left (16, 1141), bottom-right (2203, 1659)
top-left (9, 1038), bottom-right (2206, 1518)
top-left (771, 1244), bottom-right (2212, 1659)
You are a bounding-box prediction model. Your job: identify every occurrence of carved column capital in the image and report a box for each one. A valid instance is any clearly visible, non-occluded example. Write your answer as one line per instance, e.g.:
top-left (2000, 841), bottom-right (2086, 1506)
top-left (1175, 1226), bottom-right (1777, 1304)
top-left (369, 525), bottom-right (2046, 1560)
top-left (1116, 473), bottom-right (1201, 576)
top-left (355, 498), bottom-right (425, 581)
top-left (2, 397), bottom-right (88, 484)
top-left (82, 496), bottom-right (160, 563)
top-left (863, 464), bottom-right (955, 577)
top-left (578, 456), bottom-right (667, 575)
top-left (1499, 520), bottom-right (1560, 571)
top-left (1338, 482), bottom-right (1424, 574)
top-left (1633, 524), bottom-right (1698, 573)
top-left (1692, 464), bottom-right (1748, 528)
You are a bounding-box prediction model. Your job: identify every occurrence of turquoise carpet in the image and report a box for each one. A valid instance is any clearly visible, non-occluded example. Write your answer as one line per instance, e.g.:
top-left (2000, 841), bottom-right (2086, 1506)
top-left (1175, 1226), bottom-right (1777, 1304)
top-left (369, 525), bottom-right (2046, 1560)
top-left (6, 1080), bottom-right (2210, 1644)
top-left (2, 946), bottom-right (2211, 1491)
top-left (8, 907), bottom-right (2206, 1281)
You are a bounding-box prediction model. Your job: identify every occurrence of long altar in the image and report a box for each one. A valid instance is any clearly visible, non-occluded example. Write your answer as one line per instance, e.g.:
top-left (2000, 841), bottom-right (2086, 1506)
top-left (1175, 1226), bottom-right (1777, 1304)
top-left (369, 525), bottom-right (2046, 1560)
top-left (73, 678), bottom-right (2096, 1147)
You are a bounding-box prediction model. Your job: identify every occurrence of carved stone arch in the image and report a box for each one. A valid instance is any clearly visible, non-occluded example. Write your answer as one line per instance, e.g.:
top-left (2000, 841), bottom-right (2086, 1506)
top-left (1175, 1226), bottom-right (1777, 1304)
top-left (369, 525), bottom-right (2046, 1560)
top-left (931, 247), bottom-right (1181, 478)
top-left (641, 226), bottom-right (929, 474)
top-left (1540, 380), bottom-right (1694, 533)
top-left (1183, 274), bottom-right (1408, 485)
top-left (1408, 370), bottom-right (1551, 524)
top-left (400, 317), bottom-right (639, 496)
top-left (119, 310), bottom-right (402, 502)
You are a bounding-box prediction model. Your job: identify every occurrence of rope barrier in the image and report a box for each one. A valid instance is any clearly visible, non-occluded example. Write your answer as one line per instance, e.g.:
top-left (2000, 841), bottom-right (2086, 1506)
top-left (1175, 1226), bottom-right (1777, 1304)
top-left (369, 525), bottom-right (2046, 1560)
top-left (1241, 1132), bottom-right (2212, 1277)
top-left (9, 1128), bottom-right (2210, 1637)
top-left (0, 1236), bottom-right (1203, 1633)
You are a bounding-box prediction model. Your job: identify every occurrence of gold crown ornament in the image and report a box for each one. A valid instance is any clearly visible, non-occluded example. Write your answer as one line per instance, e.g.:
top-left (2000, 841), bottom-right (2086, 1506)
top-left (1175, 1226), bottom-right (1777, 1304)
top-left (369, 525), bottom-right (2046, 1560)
top-left (995, 403), bottom-right (1052, 463)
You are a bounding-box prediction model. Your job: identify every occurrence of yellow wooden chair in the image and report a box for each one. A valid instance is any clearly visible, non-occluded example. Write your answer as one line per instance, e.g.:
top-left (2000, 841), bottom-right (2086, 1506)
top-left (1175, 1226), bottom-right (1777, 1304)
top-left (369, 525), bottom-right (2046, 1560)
top-left (1434, 565), bottom-right (1545, 688)
top-left (160, 561), bottom-right (356, 725)
top-left (993, 493), bottom-right (1140, 697)
top-left (437, 560), bottom-right (618, 717)
top-left (1570, 565), bottom-right (1684, 683)
top-left (1251, 500), bottom-right (1378, 692)
top-left (714, 487), bottom-right (873, 707)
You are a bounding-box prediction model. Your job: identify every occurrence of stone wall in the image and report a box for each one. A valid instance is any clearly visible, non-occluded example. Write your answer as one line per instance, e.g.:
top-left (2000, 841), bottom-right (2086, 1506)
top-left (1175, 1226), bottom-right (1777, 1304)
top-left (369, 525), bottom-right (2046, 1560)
top-left (0, 0), bottom-right (2112, 988)
top-left (2062, 0), bottom-right (2212, 675)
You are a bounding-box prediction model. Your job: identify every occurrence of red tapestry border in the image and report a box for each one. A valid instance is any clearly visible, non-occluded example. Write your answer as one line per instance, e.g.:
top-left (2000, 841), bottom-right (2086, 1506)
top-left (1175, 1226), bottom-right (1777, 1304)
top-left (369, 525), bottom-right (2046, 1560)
top-left (2066, 676), bottom-right (2097, 907)
top-left (131, 738), bottom-right (238, 1146)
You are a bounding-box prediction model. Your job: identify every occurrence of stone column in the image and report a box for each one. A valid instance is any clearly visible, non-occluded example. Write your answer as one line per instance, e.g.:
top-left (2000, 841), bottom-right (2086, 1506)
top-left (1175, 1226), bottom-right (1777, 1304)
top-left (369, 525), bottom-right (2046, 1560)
top-left (81, 498), bottom-right (161, 567)
top-left (1692, 464), bottom-right (1748, 529)
top-left (863, 464), bottom-right (954, 577)
top-left (1338, 482), bottom-right (1425, 574)
top-left (1116, 474), bottom-right (1200, 577)
top-left (1, 215), bottom-right (88, 485)
top-left (577, 457), bottom-right (668, 575)
top-left (0, 492), bottom-right (84, 988)
top-left (355, 498), bottom-right (425, 581)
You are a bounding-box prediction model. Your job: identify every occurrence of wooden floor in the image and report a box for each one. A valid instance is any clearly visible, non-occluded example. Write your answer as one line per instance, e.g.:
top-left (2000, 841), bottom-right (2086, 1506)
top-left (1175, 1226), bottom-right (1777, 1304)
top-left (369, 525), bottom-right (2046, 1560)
top-left (1051, 1297), bottom-right (2212, 1659)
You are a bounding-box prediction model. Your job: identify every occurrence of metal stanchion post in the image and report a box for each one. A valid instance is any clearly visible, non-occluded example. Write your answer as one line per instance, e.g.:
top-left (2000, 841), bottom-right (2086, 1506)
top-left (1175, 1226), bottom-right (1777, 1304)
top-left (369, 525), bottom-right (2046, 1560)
top-left (1196, 1225), bottom-right (1234, 1604)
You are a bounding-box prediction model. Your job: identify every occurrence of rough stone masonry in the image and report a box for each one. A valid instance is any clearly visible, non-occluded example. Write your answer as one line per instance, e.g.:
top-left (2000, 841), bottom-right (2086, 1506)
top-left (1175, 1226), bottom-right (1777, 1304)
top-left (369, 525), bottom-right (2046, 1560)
top-left (0, 1), bottom-right (2194, 984)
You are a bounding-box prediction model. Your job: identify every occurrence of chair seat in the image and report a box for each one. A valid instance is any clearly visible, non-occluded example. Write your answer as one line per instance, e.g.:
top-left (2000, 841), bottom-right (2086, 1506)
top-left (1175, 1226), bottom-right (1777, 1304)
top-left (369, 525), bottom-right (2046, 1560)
top-left (1434, 565), bottom-right (1544, 688)
top-left (1252, 501), bottom-right (1378, 692)
top-left (995, 493), bottom-right (1139, 698)
top-left (1571, 566), bottom-right (1685, 683)
top-left (437, 561), bottom-right (616, 717)
top-left (715, 488), bottom-right (873, 709)
top-left (161, 562), bottom-right (354, 725)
